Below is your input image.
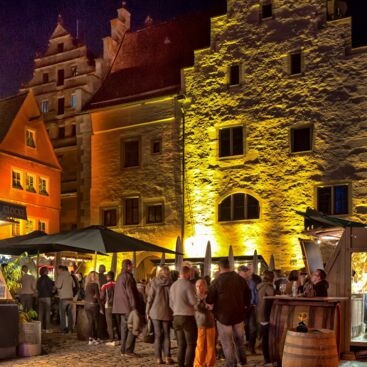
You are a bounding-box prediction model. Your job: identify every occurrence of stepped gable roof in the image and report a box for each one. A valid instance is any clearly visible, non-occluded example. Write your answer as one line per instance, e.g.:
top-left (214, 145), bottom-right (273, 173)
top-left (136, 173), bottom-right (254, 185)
top-left (87, 11), bottom-right (212, 109)
top-left (0, 93), bottom-right (27, 143)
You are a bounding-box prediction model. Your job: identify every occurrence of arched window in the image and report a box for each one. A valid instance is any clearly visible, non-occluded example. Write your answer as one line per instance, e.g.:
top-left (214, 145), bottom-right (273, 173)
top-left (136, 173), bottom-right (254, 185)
top-left (218, 193), bottom-right (260, 222)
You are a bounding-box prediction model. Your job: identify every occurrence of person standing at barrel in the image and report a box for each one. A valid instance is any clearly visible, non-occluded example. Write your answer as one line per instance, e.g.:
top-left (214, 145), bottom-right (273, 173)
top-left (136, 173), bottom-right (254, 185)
top-left (256, 270), bottom-right (275, 365)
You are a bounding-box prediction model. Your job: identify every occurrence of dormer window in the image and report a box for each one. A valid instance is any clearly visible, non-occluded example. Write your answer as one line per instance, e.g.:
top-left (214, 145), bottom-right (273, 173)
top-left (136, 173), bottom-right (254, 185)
top-left (26, 130), bottom-right (36, 148)
top-left (42, 73), bottom-right (49, 83)
top-left (71, 66), bottom-right (78, 76)
top-left (57, 43), bottom-right (64, 53)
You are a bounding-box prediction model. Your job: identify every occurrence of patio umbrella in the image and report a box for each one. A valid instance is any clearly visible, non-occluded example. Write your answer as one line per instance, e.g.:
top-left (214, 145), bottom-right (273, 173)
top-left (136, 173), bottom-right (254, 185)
top-left (228, 245), bottom-right (234, 271)
top-left (253, 249), bottom-right (259, 275)
top-left (175, 236), bottom-right (183, 271)
top-left (269, 254), bottom-right (275, 271)
top-left (17, 225), bottom-right (180, 255)
top-left (203, 241), bottom-right (212, 277)
top-left (0, 231), bottom-right (96, 256)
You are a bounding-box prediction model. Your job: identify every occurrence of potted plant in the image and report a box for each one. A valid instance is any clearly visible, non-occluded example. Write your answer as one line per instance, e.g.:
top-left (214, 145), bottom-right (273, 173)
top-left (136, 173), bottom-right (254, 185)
top-left (18, 308), bottom-right (41, 357)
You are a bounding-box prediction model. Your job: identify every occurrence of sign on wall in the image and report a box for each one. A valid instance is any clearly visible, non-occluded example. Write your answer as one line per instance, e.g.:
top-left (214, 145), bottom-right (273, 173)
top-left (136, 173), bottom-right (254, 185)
top-left (0, 201), bottom-right (27, 220)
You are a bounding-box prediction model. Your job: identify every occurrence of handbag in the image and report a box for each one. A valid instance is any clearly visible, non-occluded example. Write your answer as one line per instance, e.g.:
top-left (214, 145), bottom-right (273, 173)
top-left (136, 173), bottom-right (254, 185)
top-left (142, 319), bottom-right (154, 343)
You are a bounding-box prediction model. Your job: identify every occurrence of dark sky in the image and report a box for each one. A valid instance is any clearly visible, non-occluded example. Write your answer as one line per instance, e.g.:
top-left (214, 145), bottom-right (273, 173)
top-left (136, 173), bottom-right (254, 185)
top-left (0, 0), bottom-right (226, 98)
top-left (0, 1), bottom-right (366, 98)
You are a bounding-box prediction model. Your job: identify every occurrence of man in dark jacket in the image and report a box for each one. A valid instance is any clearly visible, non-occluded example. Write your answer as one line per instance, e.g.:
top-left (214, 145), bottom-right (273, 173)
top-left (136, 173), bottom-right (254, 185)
top-left (311, 269), bottom-right (329, 297)
top-left (37, 267), bottom-right (54, 332)
top-left (207, 258), bottom-right (251, 367)
top-left (112, 259), bottom-right (141, 357)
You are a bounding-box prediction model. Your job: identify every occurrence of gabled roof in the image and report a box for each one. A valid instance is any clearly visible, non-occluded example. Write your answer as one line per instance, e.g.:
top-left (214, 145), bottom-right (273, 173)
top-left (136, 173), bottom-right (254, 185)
top-left (0, 93), bottom-right (27, 143)
top-left (87, 11), bottom-right (212, 109)
top-left (50, 22), bottom-right (69, 40)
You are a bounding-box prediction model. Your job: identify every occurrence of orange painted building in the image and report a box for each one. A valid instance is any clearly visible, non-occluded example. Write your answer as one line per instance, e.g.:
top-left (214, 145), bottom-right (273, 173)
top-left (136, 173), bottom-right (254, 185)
top-left (0, 92), bottom-right (61, 238)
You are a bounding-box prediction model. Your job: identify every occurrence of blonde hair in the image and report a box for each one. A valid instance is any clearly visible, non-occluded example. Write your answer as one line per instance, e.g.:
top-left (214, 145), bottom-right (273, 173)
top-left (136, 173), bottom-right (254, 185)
top-left (85, 271), bottom-right (100, 289)
top-left (158, 266), bottom-right (170, 278)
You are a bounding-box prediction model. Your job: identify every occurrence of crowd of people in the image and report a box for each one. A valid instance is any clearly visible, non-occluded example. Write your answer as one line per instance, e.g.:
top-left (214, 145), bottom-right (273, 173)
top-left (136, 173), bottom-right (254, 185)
top-left (18, 259), bottom-right (329, 367)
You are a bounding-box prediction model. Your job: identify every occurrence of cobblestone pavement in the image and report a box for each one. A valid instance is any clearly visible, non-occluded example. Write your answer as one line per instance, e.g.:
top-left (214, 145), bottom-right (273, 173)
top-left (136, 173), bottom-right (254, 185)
top-left (1, 332), bottom-right (367, 367)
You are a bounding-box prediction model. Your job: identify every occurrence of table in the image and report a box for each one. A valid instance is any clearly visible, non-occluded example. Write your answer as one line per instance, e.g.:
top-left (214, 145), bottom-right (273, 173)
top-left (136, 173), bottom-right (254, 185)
top-left (265, 296), bottom-right (347, 367)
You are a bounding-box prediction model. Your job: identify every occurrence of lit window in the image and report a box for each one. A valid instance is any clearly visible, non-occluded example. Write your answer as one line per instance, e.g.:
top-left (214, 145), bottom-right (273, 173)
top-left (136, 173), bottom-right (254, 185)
top-left (12, 171), bottom-right (23, 190)
top-left (291, 125), bottom-right (313, 152)
top-left (26, 174), bottom-right (36, 193)
top-left (146, 204), bottom-right (163, 224)
top-left (38, 221), bottom-right (46, 232)
top-left (151, 139), bottom-right (162, 154)
top-left (290, 52), bottom-right (302, 75)
top-left (41, 100), bottom-right (49, 113)
top-left (261, 3), bottom-right (273, 19)
top-left (71, 94), bottom-right (77, 109)
top-left (57, 69), bottom-right (64, 86)
top-left (71, 66), bottom-right (78, 76)
top-left (124, 198), bottom-right (139, 225)
top-left (122, 139), bottom-right (140, 168)
top-left (229, 64), bottom-right (240, 86)
top-left (42, 73), bottom-right (49, 83)
top-left (218, 193), bottom-right (260, 222)
top-left (57, 43), bottom-right (64, 53)
top-left (317, 185), bottom-right (349, 215)
top-left (219, 126), bottom-right (244, 157)
top-left (39, 177), bottom-right (49, 196)
top-left (57, 97), bottom-right (64, 115)
top-left (26, 130), bottom-right (36, 148)
top-left (102, 209), bottom-right (118, 227)
top-left (12, 222), bottom-right (20, 236)
top-left (25, 219), bottom-right (35, 234)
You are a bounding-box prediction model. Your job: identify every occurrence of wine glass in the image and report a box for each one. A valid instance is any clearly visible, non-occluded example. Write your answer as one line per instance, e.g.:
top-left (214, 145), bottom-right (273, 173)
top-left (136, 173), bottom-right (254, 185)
top-left (279, 283), bottom-right (287, 295)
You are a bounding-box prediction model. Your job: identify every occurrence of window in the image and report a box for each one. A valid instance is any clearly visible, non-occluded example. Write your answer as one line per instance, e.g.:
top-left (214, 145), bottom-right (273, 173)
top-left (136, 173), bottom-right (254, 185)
top-left (219, 126), bottom-right (244, 157)
top-left (122, 139), bottom-right (140, 168)
top-left (39, 177), bottom-right (49, 196)
top-left (25, 219), bottom-right (35, 234)
top-left (57, 43), bottom-right (64, 53)
top-left (290, 52), bottom-right (302, 75)
top-left (291, 125), bottom-right (312, 152)
top-left (151, 139), bottom-right (162, 154)
top-left (12, 222), bottom-right (20, 236)
top-left (26, 174), bottom-right (36, 193)
top-left (146, 204), bottom-right (163, 224)
top-left (218, 193), bottom-right (260, 222)
top-left (102, 209), bottom-right (118, 227)
top-left (26, 130), bottom-right (36, 148)
top-left (38, 221), bottom-right (46, 232)
top-left (12, 171), bottom-right (23, 190)
top-left (124, 198), bottom-right (139, 225)
top-left (58, 126), bottom-right (65, 139)
top-left (57, 69), bottom-right (64, 86)
top-left (42, 73), bottom-right (49, 83)
top-left (229, 64), bottom-right (240, 86)
top-left (57, 97), bottom-right (64, 115)
top-left (71, 94), bottom-right (77, 109)
top-left (71, 66), bottom-right (78, 76)
top-left (71, 124), bottom-right (76, 137)
top-left (41, 100), bottom-right (49, 113)
top-left (262, 3), bottom-right (273, 19)
top-left (317, 185), bottom-right (349, 215)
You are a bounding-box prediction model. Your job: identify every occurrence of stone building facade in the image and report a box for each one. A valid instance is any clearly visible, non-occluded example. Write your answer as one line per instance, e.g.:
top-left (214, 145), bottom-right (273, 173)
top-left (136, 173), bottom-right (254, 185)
top-left (22, 16), bottom-right (105, 230)
top-left (182, 0), bottom-right (367, 269)
top-left (0, 92), bottom-right (61, 238)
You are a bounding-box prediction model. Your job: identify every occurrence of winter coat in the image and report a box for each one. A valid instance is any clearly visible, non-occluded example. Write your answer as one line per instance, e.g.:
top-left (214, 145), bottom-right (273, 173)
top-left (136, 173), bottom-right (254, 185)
top-left (256, 281), bottom-right (274, 324)
top-left (195, 295), bottom-right (215, 328)
top-left (112, 270), bottom-right (140, 315)
top-left (206, 271), bottom-right (251, 325)
top-left (146, 276), bottom-right (172, 321)
top-left (100, 281), bottom-right (115, 308)
top-left (37, 274), bottom-right (54, 298)
top-left (169, 278), bottom-right (196, 316)
top-left (55, 271), bottom-right (75, 299)
top-left (128, 309), bottom-right (144, 336)
top-left (314, 279), bottom-right (329, 297)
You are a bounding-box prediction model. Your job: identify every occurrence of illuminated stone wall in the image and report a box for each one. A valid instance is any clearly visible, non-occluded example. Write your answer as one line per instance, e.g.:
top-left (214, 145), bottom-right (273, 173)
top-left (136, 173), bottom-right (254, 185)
top-left (182, 0), bottom-right (367, 269)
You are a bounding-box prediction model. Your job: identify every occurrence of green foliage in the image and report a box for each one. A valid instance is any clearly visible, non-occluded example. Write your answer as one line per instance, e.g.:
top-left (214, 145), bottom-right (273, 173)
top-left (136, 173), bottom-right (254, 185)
top-left (2, 253), bottom-right (30, 297)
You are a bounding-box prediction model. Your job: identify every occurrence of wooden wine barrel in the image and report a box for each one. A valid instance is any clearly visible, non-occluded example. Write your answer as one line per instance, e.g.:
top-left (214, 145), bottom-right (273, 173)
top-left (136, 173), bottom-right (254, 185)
top-left (76, 305), bottom-right (89, 341)
top-left (282, 329), bottom-right (339, 367)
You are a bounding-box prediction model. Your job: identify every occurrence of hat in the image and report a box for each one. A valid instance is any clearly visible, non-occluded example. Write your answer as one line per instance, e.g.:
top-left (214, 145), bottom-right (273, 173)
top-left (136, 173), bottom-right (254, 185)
top-left (238, 265), bottom-right (249, 272)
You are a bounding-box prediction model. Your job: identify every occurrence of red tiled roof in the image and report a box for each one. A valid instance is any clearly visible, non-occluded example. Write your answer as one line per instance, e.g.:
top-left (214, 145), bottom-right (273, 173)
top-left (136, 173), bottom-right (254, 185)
top-left (87, 11), bottom-right (213, 109)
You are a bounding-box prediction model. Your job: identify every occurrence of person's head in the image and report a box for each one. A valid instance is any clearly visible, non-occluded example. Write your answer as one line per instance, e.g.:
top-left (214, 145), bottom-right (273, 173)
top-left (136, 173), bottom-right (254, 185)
top-left (288, 270), bottom-right (299, 282)
top-left (40, 267), bottom-right (48, 276)
top-left (190, 267), bottom-right (199, 281)
top-left (311, 269), bottom-right (327, 284)
top-left (238, 265), bottom-right (251, 280)
top-left (99, 264), bottom-right (106, 274)
top-left (85, 271), bottom-right (99, 288)
top-left (159, 266), bottom-right (170, 279)
top-left (274, 269), bottom-right (283, 279)
top-left (21, 265), bottom-right (28, 274)
top-left (122, 259), bottom-right (133, 273)
top-left (195, 278), bottom-right (208, 296)
top-left (218, 258), bottom-right (231, 273)
top-left (262, 270), bottom-right (274, 283)
top-left (180, 265), bottom-right (191, 280)
top-left (57, 265), bottom-right (65, 274)
top-left (106, 271), bottom-right (115, 282)
top-left (170, 270), bottom-right (179, 282)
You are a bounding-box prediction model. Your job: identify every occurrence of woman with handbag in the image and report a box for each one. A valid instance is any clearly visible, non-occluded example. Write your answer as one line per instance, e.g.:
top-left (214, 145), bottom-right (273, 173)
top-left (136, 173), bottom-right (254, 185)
top-left (146, 266), bottom-right (174, 365)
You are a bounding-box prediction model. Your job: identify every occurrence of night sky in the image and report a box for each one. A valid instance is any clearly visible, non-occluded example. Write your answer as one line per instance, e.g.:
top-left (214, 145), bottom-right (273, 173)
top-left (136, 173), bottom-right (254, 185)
top-left (0, 0), bottom-right (225, 98)
top-left (0, 0), bottom-right (366, 99)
